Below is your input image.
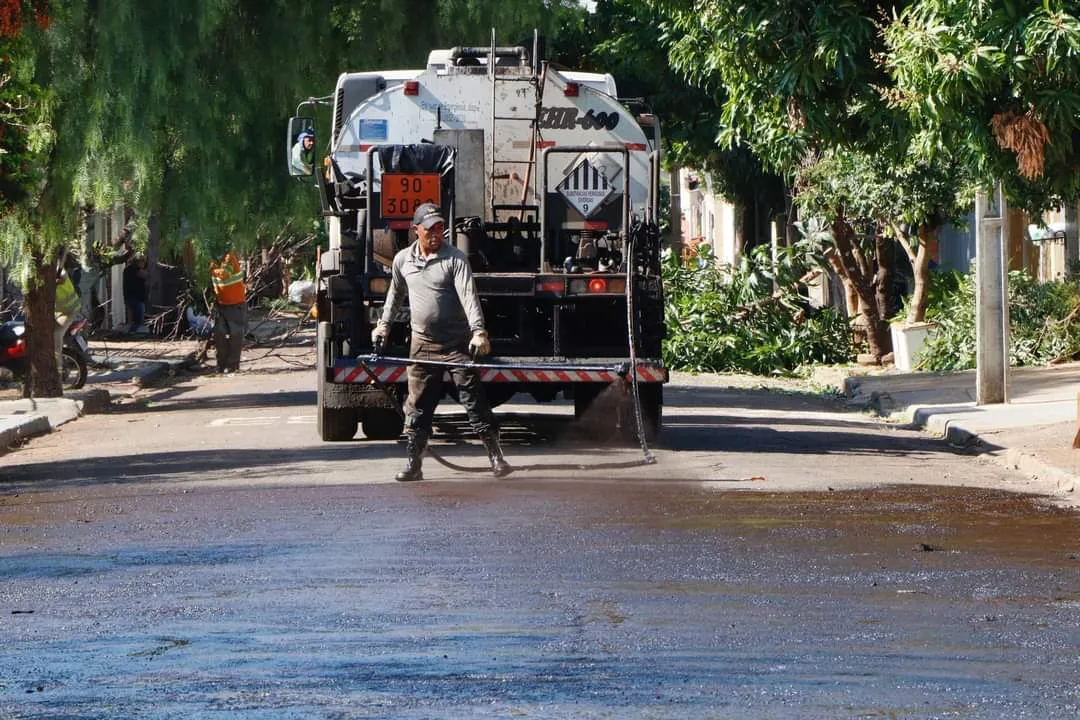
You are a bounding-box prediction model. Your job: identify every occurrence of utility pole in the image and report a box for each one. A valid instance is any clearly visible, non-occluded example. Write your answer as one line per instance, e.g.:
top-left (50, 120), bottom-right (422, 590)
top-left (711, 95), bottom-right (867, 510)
top-left (975, 182), bottom-right (1009, 405)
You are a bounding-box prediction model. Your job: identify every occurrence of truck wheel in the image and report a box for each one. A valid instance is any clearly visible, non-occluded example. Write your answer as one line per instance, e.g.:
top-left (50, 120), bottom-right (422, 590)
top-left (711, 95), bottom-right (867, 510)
top-left (573, 383), bottom-right (604, 419)
top-left (318, 404), bottom-right (357, 442)
top-left (361, 408), bottom-right (405, 440)
top-left (317, 321), bottom-right (357, 442)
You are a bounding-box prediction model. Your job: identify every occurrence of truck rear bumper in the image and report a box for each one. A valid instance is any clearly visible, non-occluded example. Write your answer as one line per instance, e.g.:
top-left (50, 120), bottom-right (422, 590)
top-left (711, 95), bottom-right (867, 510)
top-left (331, 357), bottom-right (668, 384)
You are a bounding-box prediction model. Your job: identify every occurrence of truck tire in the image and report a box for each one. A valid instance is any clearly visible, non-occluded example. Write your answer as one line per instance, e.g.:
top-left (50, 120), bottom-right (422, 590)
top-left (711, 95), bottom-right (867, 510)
top-left (575, 381), bottom-right (662, 444)
top-left (317, 321), bottom-right (357, 442)
top-left (361, 407), bottom-right (405, 440)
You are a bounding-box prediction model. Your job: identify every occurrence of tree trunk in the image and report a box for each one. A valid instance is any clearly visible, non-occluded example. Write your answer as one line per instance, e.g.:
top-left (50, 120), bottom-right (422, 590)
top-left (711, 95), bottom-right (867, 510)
top-left (146, 211), bottom-right (163, 312)
top-left (25, 249), bottom-right (62, 398)
top-left (906, 225), bottom-right (935, 324)
top-left (830, 218), bottom-right (891, 361)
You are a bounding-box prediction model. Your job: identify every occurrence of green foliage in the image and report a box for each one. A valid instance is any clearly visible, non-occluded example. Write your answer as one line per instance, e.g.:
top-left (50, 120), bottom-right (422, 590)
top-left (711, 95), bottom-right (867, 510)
top-left (884, 0), bottom-right (1080, 213)
top-left (661, 244), bottom-right (852, 375)
top-left (0, 23), bottom-right (46, 217)
top-left (586, 0), bottom-right (785, 216)
top-left (653, 0), bottom-right (895, 178)
top-left (918, 270), bottom-right (1080, 371)
top-left (797, 149), bottom-right (974, 235)
top-left (331, 0), bottom-right (585, 69)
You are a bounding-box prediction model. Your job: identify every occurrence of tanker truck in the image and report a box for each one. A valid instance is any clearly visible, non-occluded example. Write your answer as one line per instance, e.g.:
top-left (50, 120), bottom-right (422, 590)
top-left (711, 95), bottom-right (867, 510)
top-left (287, 35), bottom-right (667, 442)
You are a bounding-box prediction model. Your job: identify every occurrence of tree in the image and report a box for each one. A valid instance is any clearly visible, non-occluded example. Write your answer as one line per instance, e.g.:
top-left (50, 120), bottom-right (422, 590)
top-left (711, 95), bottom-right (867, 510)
top-left (796, 149), bottom-right (973, 328)
top-left (68, 0), bottom-right (338, 305)
top-left (0, 0), bottom-right (79, 398)
top-left (884, 0), bottom-right (1080, 214)
top-left (1, 1), bottom-right (344, 396)
top-left (582, 0), bottom-right (786, 250)
top-left (645, 0), bottom-right (916, 359)
top-left (330, 0), bottom-right (587, 69)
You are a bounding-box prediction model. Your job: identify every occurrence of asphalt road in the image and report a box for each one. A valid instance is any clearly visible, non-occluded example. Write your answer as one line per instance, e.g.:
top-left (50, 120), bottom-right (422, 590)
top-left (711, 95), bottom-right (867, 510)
top-left (2, 354), bottom-right (1079, 717)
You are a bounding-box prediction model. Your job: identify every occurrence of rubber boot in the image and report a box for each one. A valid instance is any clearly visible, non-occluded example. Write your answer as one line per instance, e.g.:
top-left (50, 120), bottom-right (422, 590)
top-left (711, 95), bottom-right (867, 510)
top-left (481, 429), bottom-right (512, 478)
top-left (395, 432), bottom-right (427, 482)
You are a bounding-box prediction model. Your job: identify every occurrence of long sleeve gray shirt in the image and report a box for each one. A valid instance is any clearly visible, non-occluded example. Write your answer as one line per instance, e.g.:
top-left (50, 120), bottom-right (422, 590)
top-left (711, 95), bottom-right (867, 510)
top-left (380, 242), bottom-right (485, 345)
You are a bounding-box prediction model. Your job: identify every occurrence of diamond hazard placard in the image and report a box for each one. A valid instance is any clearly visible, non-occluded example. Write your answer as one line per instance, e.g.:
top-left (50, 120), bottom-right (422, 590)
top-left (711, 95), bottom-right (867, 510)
top-left (558, 158), bottom-right (617, 218)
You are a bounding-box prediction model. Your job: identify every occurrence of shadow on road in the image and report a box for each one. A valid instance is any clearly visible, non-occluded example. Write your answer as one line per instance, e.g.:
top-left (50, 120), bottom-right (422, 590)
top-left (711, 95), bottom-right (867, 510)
top-left (0, 377), bottom-right (992, 492)
top-left (0, 445), bottom-right (399, 491)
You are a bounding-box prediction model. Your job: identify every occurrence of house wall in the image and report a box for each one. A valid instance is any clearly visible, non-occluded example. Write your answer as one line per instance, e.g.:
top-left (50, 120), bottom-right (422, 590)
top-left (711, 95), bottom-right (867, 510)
top-left (937, 200), bottom-right (1079, 282)
top-left (677, 167), bottom-right (740, 267)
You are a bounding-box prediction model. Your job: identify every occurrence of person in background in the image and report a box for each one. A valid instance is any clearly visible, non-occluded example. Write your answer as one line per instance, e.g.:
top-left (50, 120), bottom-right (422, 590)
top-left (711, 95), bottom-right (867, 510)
top-left (290, 128), bottom-right (315, 175)
top-left (54, 262), bottom-right (81, 366)
top-left (210, 250), bottom-right (246, 373)
top-left (122, 255), bottom-right (148, 333)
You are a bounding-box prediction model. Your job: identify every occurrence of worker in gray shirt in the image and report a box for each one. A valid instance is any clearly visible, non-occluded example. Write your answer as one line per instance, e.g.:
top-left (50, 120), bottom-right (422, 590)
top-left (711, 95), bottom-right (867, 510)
top-left (372, 202), bottom-right (510, 481)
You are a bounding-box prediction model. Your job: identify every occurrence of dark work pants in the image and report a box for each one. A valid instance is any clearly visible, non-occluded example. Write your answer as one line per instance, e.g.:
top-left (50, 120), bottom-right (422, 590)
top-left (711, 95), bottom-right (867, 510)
top-left (214, 303), bottom-right (246, 371)
top-left (404, 337), bottom-right (496, 437)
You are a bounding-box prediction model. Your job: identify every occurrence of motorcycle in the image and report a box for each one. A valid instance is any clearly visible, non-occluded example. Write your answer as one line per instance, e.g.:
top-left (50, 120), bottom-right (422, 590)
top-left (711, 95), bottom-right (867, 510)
top-left (0, 316), bottom-right (89, 390)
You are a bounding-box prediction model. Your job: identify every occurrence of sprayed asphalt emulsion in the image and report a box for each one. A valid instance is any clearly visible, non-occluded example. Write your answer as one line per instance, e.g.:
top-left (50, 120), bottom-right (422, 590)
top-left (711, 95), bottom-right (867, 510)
top-left (2, 481), bottom-right (1080, 718)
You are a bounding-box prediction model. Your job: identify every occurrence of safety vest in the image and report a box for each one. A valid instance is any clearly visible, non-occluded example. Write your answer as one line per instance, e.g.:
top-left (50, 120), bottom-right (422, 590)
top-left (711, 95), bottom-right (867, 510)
top-left (55, 274), bottom-right (80, 319)
top-left (211, 252), bottom-right (246, 306)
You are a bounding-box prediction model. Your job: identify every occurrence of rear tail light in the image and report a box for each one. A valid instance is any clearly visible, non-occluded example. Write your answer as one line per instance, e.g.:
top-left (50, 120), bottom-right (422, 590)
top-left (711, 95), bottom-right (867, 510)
top-left (535, 279), bottom-right (565, 295)
top-left (368, 277), bottom-right (390, 294)
top-left (564, 82), bottom-right (579, 97)
top-left (567, 277), bottom-right (626, 295)
top-left (404, 80), bottom-right (420, 96)
top-left (1, 339), bottom-right (25, 359)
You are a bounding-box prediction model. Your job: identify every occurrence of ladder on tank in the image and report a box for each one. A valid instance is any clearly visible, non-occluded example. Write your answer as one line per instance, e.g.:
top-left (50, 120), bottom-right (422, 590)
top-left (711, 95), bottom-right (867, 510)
top-left (487, 29), bottom-right (545, 225)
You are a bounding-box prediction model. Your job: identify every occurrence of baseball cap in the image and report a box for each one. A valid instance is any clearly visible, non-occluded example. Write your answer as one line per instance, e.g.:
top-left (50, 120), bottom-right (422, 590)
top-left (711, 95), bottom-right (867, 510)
top-left (412, 203), bottom-right (445, 229)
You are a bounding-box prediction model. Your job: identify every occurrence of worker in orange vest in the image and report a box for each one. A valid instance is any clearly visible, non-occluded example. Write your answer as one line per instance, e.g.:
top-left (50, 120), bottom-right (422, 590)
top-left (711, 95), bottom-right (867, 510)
top-left (209, 250), bottom-right (246, 373)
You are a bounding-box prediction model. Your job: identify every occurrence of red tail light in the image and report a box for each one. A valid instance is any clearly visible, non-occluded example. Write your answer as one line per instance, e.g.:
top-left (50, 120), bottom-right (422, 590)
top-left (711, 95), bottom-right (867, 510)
top-left (563, 82), bottom-right (579, 97)
top-left (1, 338), bottom-right (25, 359)
top-left (535, 279), bottom-right (565, 294)
top-left (404, 80), bottom-right (420, 96)
top-left (587, 278), bottom-right (607, 293)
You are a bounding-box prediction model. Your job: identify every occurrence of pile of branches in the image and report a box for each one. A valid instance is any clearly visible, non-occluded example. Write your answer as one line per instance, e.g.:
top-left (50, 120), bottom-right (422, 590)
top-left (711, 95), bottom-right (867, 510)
top-left (147, 229), bottom-right (316, 342)
top-left (243, 229), bottom-right (316, 302)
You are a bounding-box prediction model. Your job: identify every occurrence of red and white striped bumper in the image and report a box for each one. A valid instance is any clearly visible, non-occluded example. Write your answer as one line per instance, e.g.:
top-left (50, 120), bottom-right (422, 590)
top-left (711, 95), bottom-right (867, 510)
top-left (331, 360), bottom-right (667, 385)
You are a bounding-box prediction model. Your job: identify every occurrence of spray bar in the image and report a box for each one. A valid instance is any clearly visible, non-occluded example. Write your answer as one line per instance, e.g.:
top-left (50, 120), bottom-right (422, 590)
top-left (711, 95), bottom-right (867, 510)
top-left (364, 355), bottom-right (631, 376)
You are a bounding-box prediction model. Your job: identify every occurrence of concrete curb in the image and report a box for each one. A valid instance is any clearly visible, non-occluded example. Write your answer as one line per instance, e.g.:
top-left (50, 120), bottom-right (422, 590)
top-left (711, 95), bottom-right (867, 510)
top-left (1002, 448), bottom-right (1078, 496)
top-left (0, 414), bottom-right (51, 452)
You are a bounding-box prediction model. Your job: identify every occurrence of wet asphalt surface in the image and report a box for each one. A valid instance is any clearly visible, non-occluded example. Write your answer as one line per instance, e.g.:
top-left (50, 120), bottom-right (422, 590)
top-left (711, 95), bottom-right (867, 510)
top-left (2, 363), bottom-right (1080, 718)
top-left (4, 483), bottom-right (1080, 718)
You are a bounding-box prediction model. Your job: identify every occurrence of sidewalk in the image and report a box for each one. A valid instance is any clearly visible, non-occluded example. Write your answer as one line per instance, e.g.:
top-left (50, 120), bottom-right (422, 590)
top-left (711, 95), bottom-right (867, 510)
top-left (0, 339), bottom-right (199, 455)
top-left (843, 363), bottom-right (1080, 500)
top-left (0, 311), bottom-right (300, 456)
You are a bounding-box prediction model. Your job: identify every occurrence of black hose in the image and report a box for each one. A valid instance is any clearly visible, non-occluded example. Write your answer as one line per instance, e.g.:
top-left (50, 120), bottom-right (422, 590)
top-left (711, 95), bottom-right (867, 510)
top-left (359, 357), bottom-right (494, 473)
top-left (625, 221), bottom-right (657, 465)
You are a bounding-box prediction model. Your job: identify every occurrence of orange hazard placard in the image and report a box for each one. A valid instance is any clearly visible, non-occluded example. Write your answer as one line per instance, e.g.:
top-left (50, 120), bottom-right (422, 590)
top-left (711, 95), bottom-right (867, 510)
top-left (380, 173), bottom-right (441, 219)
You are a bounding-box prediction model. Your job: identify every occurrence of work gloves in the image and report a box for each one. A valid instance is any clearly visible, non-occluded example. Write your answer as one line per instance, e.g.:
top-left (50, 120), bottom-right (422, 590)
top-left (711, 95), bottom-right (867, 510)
top-left (469, 329), bottom-right (491, 357)
top-left (371, 321), bottom-right (390, 351)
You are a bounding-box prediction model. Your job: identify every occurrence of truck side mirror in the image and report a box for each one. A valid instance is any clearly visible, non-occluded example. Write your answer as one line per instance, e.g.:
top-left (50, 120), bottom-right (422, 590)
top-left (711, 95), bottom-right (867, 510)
top-left (287, 116), bottom-right (316, 177)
